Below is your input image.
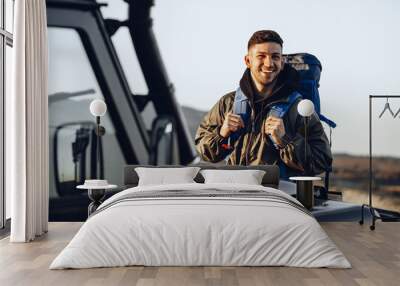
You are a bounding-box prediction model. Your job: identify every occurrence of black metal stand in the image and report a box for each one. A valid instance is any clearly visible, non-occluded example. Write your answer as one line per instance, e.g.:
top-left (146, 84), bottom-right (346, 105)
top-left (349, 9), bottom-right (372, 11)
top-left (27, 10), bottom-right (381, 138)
top-left (359, 95), bottom-right (400, 230)
top-left (359, 204), bottom-right (378, 230)
top-left (87, 189), bottom-right (106, 216)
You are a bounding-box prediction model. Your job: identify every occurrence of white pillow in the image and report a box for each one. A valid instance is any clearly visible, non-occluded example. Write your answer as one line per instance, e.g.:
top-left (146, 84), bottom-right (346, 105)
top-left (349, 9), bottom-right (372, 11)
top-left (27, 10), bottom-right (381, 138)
top-left (200, 169), bottom-right (266, 185)
top-left (135, 167), bottom-right (201, 186)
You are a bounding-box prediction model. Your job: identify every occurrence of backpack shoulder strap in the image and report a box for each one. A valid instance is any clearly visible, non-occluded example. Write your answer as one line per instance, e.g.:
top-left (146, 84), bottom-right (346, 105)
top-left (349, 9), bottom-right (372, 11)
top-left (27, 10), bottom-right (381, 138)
top-left (269, 91), bottom-right (302, 118)
top-left (227, 88), bottom-right (250, 148)
top-left (233, 87), bottom-right (249, 114)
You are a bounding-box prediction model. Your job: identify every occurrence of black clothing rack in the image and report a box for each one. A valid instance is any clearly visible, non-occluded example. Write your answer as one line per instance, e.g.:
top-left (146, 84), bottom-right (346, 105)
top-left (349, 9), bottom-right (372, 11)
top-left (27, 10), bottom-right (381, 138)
top-left (359, 95), bottom-right (400, 230)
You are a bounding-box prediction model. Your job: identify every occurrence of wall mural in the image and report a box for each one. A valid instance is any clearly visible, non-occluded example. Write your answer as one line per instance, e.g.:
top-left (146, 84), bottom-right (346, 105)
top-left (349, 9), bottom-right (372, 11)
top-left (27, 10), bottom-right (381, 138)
top-left (47, 0), bottom-right (400, 222)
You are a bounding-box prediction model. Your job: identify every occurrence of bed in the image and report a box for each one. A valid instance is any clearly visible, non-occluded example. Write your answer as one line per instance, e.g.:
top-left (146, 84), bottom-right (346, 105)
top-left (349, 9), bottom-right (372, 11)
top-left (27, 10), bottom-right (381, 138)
top-left (50, 164), bottom-right (351, 269)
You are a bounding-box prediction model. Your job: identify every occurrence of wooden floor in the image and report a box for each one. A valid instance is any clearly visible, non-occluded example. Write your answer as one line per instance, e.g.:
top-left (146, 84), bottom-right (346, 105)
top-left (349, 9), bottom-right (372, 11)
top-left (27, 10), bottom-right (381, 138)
top-left (0, 222), bottom-right (399, 286)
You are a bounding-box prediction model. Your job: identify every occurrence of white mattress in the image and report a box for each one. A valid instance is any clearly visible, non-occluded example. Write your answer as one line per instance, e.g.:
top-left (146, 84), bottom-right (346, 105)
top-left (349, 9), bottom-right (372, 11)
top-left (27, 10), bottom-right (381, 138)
top-left (50, 183), bottom-right (351, 269)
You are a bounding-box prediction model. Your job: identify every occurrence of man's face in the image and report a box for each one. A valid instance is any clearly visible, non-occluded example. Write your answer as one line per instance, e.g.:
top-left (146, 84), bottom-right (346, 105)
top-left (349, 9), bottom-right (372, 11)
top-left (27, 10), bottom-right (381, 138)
top-left (245, 42), bottom-right (284, 88)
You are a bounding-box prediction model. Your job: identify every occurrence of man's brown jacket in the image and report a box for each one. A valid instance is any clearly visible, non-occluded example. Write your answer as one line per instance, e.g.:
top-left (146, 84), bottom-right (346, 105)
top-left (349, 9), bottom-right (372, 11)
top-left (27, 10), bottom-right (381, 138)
top-left (195, 65), bottom-right (332, 177)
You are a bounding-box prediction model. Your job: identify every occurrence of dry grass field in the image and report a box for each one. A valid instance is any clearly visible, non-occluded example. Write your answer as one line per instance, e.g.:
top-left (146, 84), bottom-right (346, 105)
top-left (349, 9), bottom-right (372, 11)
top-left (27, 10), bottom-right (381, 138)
top-left (331, 154), bottom-right (400, 212)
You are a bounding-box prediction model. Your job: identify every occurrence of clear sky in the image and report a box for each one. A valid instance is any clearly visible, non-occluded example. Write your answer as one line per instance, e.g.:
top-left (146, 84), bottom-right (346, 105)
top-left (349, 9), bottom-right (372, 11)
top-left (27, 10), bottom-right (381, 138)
top-left (89, 0), bottom-right (400, 157)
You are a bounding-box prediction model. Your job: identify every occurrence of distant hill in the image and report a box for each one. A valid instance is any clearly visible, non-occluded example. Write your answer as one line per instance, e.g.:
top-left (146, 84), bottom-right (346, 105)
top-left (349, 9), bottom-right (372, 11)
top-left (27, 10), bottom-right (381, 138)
top-left (332, 153), bottom-right (400, 183)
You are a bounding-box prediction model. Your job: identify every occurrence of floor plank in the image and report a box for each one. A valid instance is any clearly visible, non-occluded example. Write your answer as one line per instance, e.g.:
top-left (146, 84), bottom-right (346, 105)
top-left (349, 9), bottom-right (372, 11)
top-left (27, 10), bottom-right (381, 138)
top-left (0, 222), bottom-right (399, 286)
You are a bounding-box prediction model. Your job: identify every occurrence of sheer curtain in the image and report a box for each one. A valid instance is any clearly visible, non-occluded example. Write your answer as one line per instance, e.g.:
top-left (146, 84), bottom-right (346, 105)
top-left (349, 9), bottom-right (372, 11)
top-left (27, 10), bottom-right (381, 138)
top-left (7, 0), bottom-right (48, 242)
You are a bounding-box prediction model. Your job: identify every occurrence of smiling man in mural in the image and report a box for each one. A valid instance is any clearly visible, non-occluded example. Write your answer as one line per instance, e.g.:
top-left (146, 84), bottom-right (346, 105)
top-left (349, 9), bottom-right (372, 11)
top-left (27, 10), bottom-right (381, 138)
top-left (195, 30), bottom-right (332, 178)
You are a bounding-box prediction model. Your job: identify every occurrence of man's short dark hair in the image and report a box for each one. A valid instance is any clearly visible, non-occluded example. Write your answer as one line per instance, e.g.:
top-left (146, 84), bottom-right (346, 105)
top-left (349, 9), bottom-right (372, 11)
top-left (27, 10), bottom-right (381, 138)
top-left (247, 30), bottom-right (283, 50)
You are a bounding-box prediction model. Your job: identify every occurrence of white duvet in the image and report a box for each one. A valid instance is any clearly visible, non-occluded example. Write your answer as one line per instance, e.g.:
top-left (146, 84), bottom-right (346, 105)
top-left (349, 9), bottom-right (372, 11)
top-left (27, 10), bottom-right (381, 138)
top-left (50, 183), bottom-right (351, 269)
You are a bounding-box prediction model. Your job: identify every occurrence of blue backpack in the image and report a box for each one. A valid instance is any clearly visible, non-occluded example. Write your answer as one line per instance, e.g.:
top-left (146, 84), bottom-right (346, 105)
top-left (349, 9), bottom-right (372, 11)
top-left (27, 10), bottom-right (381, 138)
top-left (284, 53), bottom-right (336, 128)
